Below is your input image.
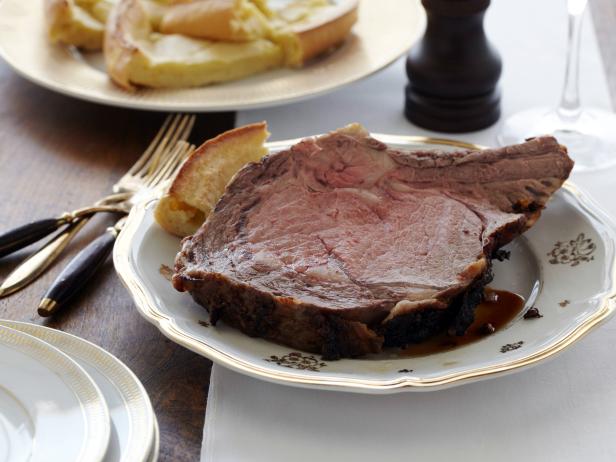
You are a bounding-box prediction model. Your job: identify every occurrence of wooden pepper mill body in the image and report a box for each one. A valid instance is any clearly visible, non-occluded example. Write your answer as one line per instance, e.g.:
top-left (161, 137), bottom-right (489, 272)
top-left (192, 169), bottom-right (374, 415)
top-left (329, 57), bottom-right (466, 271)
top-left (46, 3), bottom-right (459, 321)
top-left (405, 0), bottom-right (502, 132)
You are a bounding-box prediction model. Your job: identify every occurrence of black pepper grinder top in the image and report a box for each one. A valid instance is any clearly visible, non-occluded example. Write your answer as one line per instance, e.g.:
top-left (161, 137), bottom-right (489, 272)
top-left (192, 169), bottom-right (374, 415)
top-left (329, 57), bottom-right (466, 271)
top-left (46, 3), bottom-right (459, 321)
top-left (405, 0), bottom-right (502, 133)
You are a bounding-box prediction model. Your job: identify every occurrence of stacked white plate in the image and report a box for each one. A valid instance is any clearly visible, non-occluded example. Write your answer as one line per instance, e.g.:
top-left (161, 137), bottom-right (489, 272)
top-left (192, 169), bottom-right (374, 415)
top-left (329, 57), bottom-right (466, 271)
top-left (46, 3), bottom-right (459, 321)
top-left (0, 321), bottom-right (159, 462)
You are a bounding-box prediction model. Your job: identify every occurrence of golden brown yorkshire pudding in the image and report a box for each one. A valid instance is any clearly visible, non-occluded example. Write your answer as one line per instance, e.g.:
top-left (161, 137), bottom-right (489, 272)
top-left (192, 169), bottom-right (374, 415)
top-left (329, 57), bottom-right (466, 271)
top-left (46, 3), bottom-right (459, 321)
top-left (268, 0), bottom-right (359, 66)
top-left (158, 0), bottom-right (360, 66)
top-left (158, 0), bottom-right (272, 42)
top-left (46, 0), bottom-right (115, 50)
top-left (99, 0), bottom-right (358, 90)
top-left (155, 122), bottom-right (270, 237)
top-left (104, 0), bottom-right (283, 89)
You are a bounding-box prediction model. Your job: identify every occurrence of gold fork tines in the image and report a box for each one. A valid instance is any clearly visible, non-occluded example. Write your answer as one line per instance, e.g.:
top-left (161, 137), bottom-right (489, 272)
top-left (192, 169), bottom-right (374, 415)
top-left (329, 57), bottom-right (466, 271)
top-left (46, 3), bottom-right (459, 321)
top-left (115, 114), bottom-right (196, 193)
top-left (36, 140), bottom-right (196, 316)
top-left (145, 141), bottom-right (195, 190)
top-left (0, 113), bottom-right (196, 298)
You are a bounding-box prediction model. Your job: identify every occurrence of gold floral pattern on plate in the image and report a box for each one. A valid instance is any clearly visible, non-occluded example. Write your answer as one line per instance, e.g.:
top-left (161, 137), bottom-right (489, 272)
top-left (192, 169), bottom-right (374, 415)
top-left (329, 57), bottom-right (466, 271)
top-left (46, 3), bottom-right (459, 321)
top-left (547, 233), bottom-right (596, 266)
top-left (500, 341), bottom-right (524, 353)
top-left (265, 352), bottom-right (327, 372)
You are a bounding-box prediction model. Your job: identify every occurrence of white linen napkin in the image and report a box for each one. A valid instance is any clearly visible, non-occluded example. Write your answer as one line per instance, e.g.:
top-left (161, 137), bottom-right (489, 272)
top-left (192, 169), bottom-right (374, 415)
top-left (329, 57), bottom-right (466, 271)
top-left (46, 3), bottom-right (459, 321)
top-left (203, 0), bottom-right (616, 460)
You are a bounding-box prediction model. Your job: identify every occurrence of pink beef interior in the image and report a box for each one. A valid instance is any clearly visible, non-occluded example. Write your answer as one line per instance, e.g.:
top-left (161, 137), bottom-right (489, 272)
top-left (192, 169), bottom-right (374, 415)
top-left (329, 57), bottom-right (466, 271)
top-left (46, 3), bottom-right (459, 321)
top-left (182, 128), bottom-right (570, 312)
top-left (236, 178), bottom-right (484, 307)
top-left (173, 125), bottom-right (573, 358)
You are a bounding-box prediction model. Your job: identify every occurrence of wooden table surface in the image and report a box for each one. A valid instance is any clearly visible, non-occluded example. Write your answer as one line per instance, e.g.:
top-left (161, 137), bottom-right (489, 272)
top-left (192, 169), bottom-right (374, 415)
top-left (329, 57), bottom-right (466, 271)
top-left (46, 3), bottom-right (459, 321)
top-left (1, 5), bottom-right (614, 461)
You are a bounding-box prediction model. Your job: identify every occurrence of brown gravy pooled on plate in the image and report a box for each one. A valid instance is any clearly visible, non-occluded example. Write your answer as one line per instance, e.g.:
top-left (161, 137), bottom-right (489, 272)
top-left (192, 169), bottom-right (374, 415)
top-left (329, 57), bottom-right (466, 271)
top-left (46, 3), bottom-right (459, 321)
top-left (159, 264), bottom-right (174, 281)
top-left (400, 289), bottom-right (525, 357)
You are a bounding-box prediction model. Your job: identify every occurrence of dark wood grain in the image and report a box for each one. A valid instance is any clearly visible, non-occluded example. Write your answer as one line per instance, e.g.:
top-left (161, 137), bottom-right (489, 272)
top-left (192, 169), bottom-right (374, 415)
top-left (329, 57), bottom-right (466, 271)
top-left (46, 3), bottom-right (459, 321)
top-left (0, 7), bottom-right (614, 461)
top-left (0, 64), bottom-right (233, 461)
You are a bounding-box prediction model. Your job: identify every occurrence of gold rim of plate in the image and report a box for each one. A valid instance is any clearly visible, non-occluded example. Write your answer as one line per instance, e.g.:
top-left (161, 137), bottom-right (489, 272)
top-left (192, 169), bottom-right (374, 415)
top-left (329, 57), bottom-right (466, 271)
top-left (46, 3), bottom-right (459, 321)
top-left (0, 0), bottom-right (425, 112)
top-left (113, 135), bottom-right (616, 391)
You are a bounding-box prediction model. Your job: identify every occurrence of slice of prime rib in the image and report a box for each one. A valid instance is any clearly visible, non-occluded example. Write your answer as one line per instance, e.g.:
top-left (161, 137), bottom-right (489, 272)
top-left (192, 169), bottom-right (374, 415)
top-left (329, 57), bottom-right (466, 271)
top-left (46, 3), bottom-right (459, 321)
top-left (173, 124), bottom-right (573, 359)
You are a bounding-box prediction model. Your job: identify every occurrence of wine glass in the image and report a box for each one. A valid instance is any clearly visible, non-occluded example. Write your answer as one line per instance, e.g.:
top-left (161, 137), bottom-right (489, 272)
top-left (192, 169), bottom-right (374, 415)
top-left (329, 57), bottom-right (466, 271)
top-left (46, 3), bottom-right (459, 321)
top-left (497, 0), bottom-right (616, 172)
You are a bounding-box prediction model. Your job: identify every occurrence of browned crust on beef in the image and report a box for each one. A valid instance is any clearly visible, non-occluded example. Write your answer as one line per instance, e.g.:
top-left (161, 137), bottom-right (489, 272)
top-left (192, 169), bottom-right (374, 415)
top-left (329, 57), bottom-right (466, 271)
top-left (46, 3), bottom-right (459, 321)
top-left (173, 243), bottom-right (492, 359)
top-left (174, 271), bottom-right (383, 358)
top-left (173, 131), bottom-right (573, 359)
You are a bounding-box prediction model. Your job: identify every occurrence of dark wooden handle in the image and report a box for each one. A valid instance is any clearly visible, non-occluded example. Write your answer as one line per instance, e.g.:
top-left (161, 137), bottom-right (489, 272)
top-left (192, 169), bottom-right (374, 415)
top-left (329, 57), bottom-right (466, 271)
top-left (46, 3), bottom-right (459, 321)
top-left (0, 218), bottom-right (66, 259)
top-left (38, 228), bottom-right (117, 316)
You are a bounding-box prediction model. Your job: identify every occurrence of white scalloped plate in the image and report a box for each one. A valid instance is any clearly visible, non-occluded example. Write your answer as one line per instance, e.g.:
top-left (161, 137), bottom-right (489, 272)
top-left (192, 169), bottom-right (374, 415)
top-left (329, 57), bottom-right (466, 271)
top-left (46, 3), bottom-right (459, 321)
top-left (114, 136), bottom-right (616, 393)
top-left (0, 321), bottom-right (156, 462)
top-left (0, 325), bottom-right (110, 462)
top-left (0, 0), bottom-right (424, 112)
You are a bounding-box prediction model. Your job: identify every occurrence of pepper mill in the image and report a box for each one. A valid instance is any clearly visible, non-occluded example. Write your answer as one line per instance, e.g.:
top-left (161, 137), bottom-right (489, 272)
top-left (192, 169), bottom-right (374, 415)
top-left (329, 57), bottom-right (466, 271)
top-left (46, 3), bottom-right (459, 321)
top-left (405, 0), bottom-right (502, 132)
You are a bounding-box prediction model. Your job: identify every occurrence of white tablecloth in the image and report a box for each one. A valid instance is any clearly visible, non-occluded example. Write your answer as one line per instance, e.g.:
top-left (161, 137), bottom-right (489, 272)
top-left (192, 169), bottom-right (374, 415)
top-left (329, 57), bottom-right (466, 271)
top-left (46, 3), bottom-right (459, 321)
top-left (203, 0), bottom-right (616, 460)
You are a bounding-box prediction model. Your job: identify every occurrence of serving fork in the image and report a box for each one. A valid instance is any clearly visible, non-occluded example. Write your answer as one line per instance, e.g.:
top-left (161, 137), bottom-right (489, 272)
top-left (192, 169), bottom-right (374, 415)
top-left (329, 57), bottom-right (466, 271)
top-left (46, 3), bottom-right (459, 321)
top-left (38, 139), bottom-right (196, 316)
top-left (0, 113), bottom-right (196, 302)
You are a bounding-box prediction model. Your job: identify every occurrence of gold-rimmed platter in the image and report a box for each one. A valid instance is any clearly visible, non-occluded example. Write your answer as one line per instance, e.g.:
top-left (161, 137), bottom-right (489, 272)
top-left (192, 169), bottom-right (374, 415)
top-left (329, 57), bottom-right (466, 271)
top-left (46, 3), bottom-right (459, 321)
top-left (0, 0), bottom-right (424, 112)
top-left (113, 135), bottom-right (616, 393)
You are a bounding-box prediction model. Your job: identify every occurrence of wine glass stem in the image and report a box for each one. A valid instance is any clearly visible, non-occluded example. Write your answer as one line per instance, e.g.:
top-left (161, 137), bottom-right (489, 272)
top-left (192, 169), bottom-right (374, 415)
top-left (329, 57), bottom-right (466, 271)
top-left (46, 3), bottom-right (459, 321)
top-left (557, 0), bottom-right (587, 123)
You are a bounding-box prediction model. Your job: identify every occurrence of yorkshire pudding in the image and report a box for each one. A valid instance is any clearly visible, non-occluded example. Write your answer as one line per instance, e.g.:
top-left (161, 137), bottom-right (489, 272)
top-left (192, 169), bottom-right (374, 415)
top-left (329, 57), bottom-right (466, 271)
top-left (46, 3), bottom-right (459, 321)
top-left (104, 0), bottom-right (283, 89)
